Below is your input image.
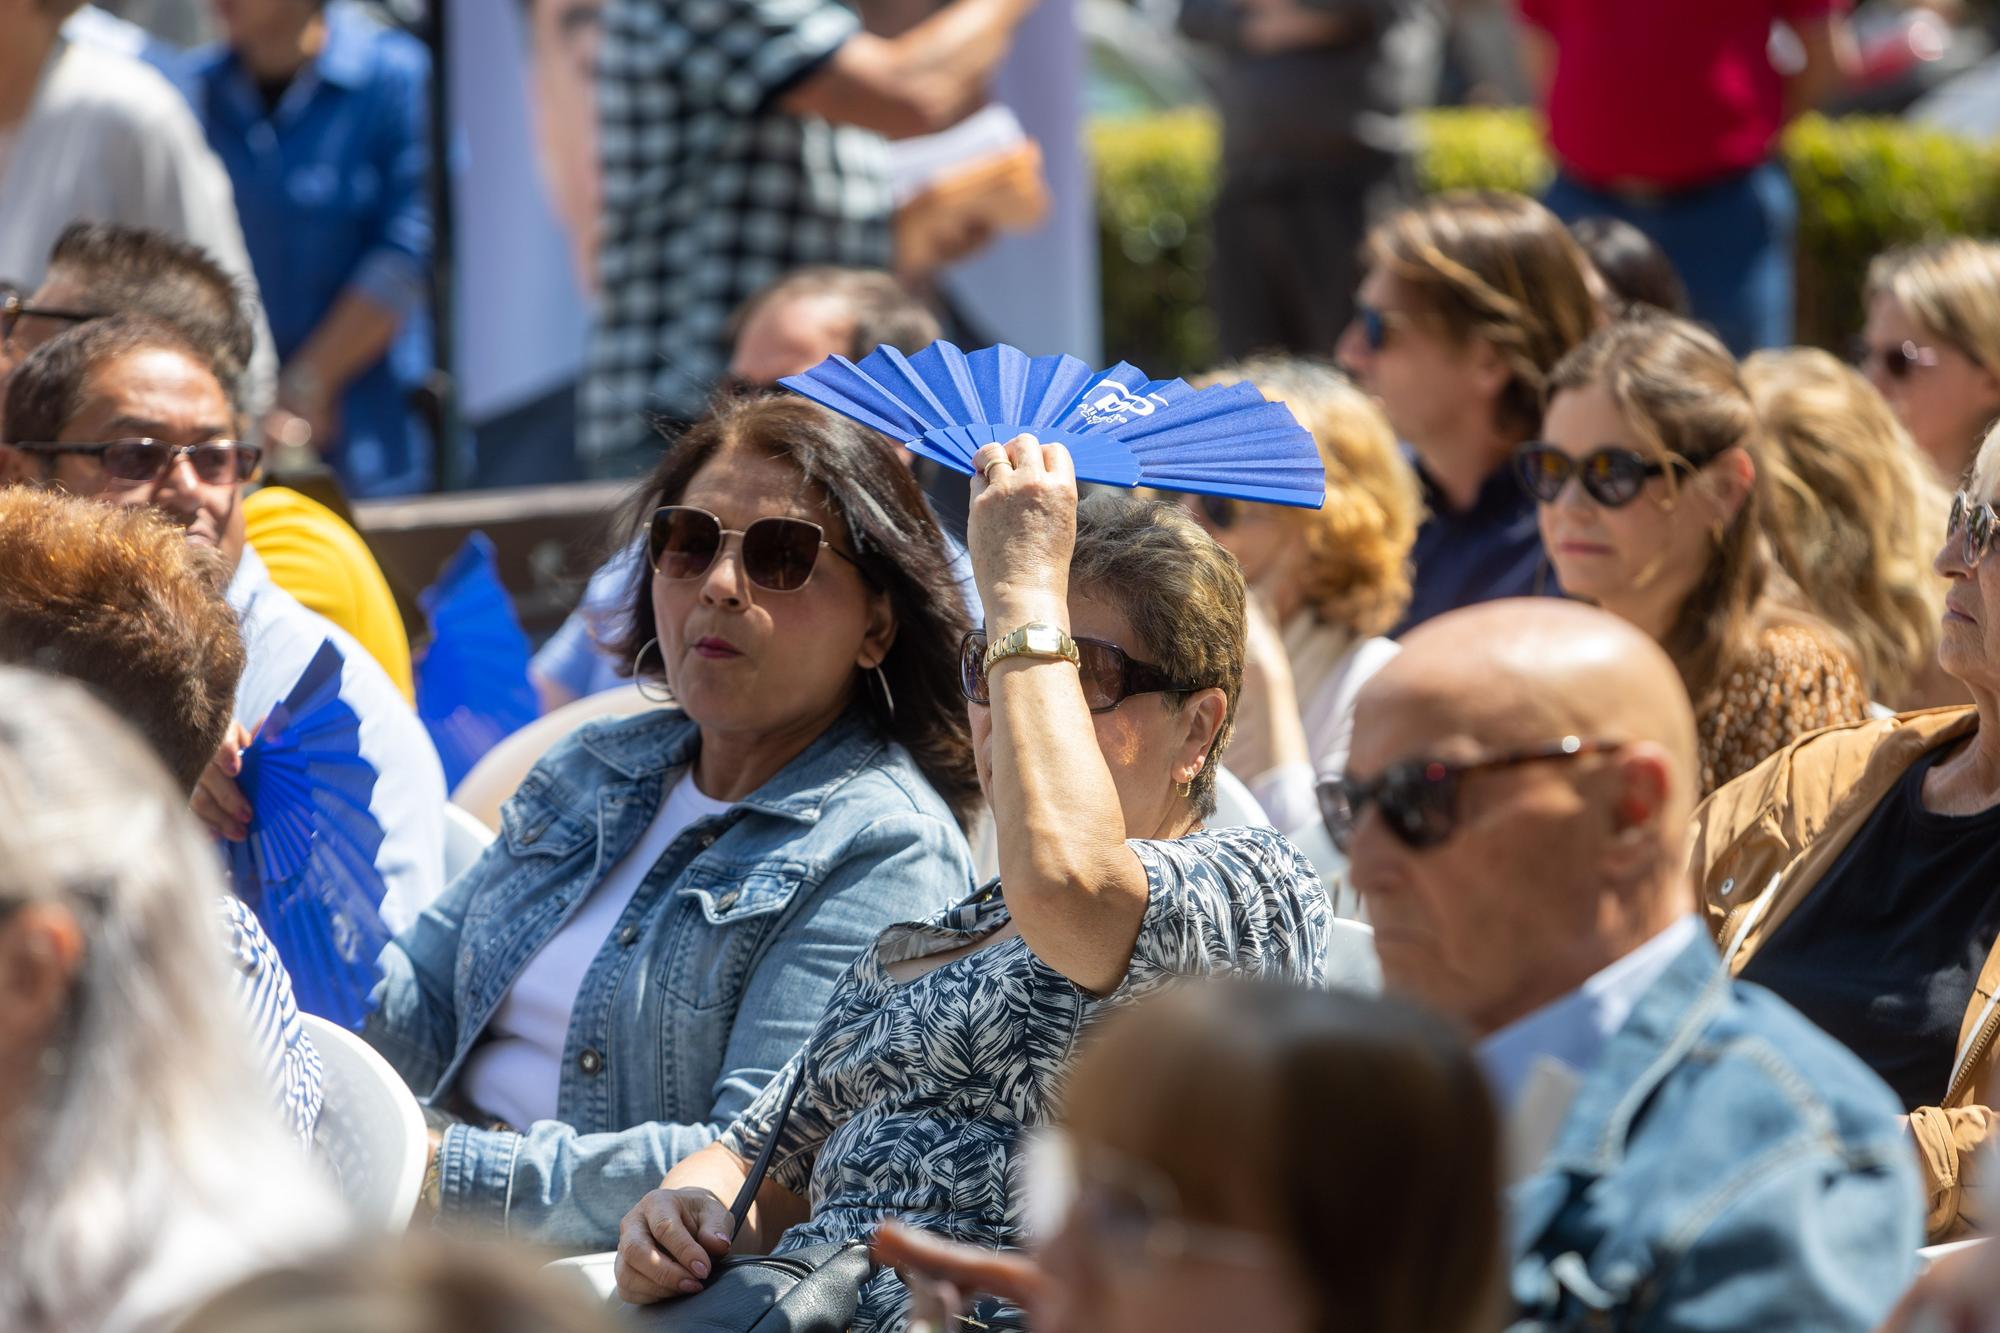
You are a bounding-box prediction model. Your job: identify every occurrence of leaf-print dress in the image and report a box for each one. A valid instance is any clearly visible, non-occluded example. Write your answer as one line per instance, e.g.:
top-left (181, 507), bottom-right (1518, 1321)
top-left (714, 824), bottom-right (1330, 1331)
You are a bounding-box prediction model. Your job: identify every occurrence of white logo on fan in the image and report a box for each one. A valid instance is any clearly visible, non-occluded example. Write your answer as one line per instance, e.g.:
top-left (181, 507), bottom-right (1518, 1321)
top-left (1081, 386), bottom-right (1169, 424)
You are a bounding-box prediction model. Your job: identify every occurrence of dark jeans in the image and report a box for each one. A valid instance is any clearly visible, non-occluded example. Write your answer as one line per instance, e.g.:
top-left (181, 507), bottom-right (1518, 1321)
top-left (1544, 158), bottom-right (1796, 355)
top-left (1210, 155), bottom-right (1408, 361)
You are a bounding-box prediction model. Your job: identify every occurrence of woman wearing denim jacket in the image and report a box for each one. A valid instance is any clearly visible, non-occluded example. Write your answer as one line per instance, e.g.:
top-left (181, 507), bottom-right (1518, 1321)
top-left (365, 396), bottom-right (980, 1246)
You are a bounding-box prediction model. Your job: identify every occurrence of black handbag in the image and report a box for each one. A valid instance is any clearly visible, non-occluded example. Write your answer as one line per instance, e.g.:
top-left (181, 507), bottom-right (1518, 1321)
top-left (626, 1063), bottom-right (874, 1332)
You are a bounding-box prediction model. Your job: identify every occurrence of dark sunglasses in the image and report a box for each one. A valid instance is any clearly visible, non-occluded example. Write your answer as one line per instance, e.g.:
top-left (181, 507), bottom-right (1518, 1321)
top-left (1853, 337), bottom-right (1941, 382)
top-left (1195, 493), bottom-right (1238, 530)
top-left (958, 630), bottom-right (1198, 714)
top-left (1316, 736), bottom-right (1620, 853)
top-left (1354, 304), bottom-right (1406, 353)
top-left (647, 505), bottom-right (863, 592)
top-left (0, 287), bottom-right (99, 348)
top-left (1514, 442), bottom-right (1681, 509)
top-left (1948, 490), bottom-right (2000, 565)
top-left (11, 438), bottom-right (262, 485)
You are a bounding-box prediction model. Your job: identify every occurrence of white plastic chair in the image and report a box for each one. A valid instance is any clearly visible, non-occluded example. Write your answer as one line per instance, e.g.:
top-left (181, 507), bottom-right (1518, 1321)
top-left (1209, 766), bottom-right (1272, 829)
top-left (545, 1252), bottom-right (621, 1303)
top-left (1920, 1237), bottom-right (1987, 1269)
top-left (442, 801), bottom-right (497, 884)
top-left (452, 684), bottom-right (659, 832)
top-left (1323, 918), bottom-right (1382, 994)
top-left (302, 1012), bottom-right (427, 1230)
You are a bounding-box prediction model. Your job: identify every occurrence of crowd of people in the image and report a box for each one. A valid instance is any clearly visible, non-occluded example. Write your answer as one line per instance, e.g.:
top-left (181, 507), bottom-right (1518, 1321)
top-left (14, 2), bottom-right (2000, 1333)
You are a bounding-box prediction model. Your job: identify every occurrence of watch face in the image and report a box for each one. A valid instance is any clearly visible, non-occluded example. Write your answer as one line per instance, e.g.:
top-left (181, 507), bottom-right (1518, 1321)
top-left (1023, 626), bottom-right (1062, 653)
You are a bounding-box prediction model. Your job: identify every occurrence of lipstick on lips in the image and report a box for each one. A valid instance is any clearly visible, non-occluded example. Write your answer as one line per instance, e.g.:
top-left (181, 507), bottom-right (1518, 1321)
top-left (693, 636), bottom-right (741, 659)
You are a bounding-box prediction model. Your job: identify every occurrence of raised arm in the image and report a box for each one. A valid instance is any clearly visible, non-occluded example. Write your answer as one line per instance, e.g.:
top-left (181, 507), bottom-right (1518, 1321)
top-left (781, 0), bottom-right (1037, 138)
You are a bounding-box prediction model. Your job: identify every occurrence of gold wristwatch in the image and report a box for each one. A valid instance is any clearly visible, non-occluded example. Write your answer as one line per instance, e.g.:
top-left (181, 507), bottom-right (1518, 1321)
top-left (983, 621), bottom-right (1080, 674)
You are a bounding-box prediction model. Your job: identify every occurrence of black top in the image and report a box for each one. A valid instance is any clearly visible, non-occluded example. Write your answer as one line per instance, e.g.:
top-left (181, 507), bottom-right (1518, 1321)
top-left (1390, 453), bottom-right (1560, 637)
top-left (1740, 745), bottom-right (2000, 1111)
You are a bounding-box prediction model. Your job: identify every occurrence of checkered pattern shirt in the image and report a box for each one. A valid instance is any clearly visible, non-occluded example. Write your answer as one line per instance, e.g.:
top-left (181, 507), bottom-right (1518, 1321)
top-left (584, 0), bottom-right (894, 468)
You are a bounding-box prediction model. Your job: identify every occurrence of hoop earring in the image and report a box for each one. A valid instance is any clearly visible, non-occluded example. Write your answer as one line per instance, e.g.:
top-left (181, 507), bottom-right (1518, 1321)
top-left (870, 665), bottom-right (896, 722)
top-left (1175, 776), bottom-right (1193, 799)
top-left (632, 638), bottom-right (673, 704)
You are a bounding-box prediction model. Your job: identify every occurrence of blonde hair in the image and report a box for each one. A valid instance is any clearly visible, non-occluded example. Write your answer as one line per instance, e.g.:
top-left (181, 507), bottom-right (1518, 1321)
top-left (1746, 348), bottom-right (1948, 708)
top-left (1865, 238), bottom-right (2000, 375)
top-left (1195, 358), bottom-right (1420, 637)
top-left (1365, 191), bottom-right (1601, 440)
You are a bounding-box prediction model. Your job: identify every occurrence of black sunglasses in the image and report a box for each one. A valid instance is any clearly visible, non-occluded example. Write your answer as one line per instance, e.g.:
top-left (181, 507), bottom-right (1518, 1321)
top-left (1514, 442), bottom-right (1684, 509)
top-left (1854, 337), bottom-right (1941, 382)
top-left (958, 630), bottom-right (1198, 714)
top-left (1948, 490), bottom-right (2000, 565)
top-left (647, 505), bottom-right (863, 592)
top-left (1195, 493), bottom-right (1238, 531)
top-left (10, 438), bottom-right (262, 485)
top-left (0, 286), bottom-right (100, 348)
top-left (1316, 736), bottom-right (1620, 853)
top-left (1355, 304), bottom-right (1406, 353)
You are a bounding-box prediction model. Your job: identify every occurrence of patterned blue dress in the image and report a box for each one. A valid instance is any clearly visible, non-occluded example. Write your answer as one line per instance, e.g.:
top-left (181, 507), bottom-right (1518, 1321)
top-left (715, 824), bottom-right (1329, 1331)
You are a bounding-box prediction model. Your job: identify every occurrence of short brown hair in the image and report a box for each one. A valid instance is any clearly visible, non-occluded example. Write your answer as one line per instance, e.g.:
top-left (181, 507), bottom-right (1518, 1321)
top-left (1196, 357), bottom-right (1419, 637)
top-left (45, 222), bottom-right (255, 407)
top-left (4, 314), bottom-right (219, 447)
top-left (0, 488), bottom-right (243, 791)
top-left (727, 266), bottom-right (941, 361)
top-left (1366, 191), bottom-right (1600, 440)
top-left (1069, 493), bottom-right (1246, 818)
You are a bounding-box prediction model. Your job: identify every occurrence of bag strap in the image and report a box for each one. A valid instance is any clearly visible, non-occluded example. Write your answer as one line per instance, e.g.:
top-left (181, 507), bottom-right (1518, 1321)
top-left (722, 1056), bottom-right (808, 1240)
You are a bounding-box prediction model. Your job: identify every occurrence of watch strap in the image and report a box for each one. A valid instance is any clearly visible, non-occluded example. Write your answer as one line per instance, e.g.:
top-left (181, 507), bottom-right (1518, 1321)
top-left (983, 621), bottom-right (1080, 673)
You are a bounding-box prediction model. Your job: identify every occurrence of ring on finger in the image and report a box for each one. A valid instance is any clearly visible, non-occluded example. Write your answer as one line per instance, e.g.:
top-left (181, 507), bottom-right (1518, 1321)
top-left (978, 452), bottom-right (1011, 483)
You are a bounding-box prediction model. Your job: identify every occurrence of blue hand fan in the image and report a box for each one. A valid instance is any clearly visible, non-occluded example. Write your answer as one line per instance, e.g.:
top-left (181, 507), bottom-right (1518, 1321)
top-left (416, 532), bottom-right (540, 789)
top-left (225, 639), bottom-right (391, 1029)
top-left (779, 341), bottom-right (1327, 509)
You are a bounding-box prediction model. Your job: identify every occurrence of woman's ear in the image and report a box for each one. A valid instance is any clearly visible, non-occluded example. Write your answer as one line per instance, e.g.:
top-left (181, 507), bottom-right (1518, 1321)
top-left (855, 590), bottom-right (898, 671)
top-left (1464, 336), bottom-right (1512, 403)
top-left (1702, 446), bottom-right (1756, 526)
top-left (1177, 687), bottom-right (1230, 781)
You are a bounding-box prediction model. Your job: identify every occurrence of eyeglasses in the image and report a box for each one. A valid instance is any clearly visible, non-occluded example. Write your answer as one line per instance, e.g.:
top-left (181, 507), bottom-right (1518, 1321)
top-left (1195, 492), bottom-right (1238, 531)
top-left (0, 286), bottom-right (100, 349)
top-left (646, 505), bottom-right (863, 592)
top-left (1354, 303), bottom-right (1407, 353)
top-left (1316, 735), bottom-right (1620, 853)
top-left (1018, 1128), bottom-right (1282, 1271)
top-left (1515, 442), bottom-right (1679, 509)
top-left (1854, 337), bottom-right (1941, 382)
top-left (9, 438), bottom-right (262, 485)
top-left (1948, 490), bottom-right (2000, 565)
top-left (958, 629), bottom-right (1196, 714)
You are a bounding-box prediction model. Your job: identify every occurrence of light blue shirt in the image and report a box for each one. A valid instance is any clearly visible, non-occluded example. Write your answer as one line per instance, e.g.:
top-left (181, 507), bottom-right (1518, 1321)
top-left (1480, 914), bottom-right (1702, 1112)
top-left (229, 544), bottom-right (448, 932)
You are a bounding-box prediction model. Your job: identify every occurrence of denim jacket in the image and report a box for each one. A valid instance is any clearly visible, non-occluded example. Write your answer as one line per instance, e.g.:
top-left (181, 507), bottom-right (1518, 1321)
top-left (364, 705), bottom-right (972, 1247)
top-left (1507, 933), bottom-right (1922, 1332)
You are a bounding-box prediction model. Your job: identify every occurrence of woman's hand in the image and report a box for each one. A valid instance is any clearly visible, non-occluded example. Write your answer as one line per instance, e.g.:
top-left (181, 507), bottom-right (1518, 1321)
top-left (192, 719), bottom-right (255, 842)
top-left (872, 1219), bottom-right (1046, 1328)
top-left (968, 436), bottom-right (1078, 627)
top-left (614, 1187), bottom-right (738, 1304)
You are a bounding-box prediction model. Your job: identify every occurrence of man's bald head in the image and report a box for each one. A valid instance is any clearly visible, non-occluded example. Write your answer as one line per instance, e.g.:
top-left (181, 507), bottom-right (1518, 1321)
top-left (1347, 599), bottom-right (1701, 1035)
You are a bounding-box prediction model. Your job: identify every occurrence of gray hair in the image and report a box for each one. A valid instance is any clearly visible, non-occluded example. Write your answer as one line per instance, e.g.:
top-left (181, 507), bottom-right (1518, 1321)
top-left (0, 669), bottom-right (331, 1332)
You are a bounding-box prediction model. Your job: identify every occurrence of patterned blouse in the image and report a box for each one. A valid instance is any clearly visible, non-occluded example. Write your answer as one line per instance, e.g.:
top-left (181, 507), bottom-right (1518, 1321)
top-left (714, 825), bottom-right (1329, 1332)
top-left (1698, 622), bottom-right (1868, 795)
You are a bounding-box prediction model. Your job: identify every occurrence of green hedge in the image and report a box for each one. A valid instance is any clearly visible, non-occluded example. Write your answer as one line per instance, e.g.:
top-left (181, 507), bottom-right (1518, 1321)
top-left (1092, 107), bottom-right (2000, 375)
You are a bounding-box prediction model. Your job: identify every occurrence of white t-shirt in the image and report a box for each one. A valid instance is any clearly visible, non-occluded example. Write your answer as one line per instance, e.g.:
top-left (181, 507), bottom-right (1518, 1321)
top-left (461, 768), bottom-right (732, 1129)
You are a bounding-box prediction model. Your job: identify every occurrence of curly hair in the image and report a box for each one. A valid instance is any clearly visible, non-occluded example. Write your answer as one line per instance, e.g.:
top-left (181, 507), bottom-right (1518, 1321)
top-left (1195, 357), bottom-right (1418, 638)
top-left (1365, 191), bottom-right (1600, 441)
top-left (1746, 347), bottom-right (1947, 708)
top-left (0, 487), bottom-right (242, 792)
top-left (609, 395), bottom-right (979, 825)
top-left (1069, 493), bottom-right (1246, 820)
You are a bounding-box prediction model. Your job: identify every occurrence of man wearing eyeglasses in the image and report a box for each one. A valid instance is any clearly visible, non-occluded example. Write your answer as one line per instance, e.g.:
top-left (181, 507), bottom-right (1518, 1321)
top-left (0, 312), bottom-right (447, 944)
top-left (1339, 597), bottom-right (1920, 1331)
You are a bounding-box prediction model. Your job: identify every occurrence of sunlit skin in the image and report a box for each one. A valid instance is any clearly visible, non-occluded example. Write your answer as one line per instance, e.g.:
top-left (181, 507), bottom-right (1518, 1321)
top-left (1181, 499), bottom-right (1306, 618)
top-left (650, 442), bottom-right (895, 801)
top-left (1862, 291), bottom-right (2000, 485)
top-left (0, 902), bottom-right (86, 1199)
top-left (1533, 381), bottom-right (1752, 643)
top-left (523, 0), bottom-right (603, 290)
top-left (11, 347), bottom-right (249, 574)
top-left (728, 294), bottom-right (858, 390)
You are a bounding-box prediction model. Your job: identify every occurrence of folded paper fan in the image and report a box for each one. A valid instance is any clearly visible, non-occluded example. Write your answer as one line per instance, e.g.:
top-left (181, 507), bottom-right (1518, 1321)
top-left (225, 639), bottom-right (391, 1029)
top-left (416, 533), bottom-right (540, 789)
top-left (779, 341), bottom-right (1326, 509)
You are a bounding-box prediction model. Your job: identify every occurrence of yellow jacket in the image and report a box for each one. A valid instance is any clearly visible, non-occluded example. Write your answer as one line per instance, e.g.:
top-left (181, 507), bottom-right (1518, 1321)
top-left (1687, 706), bottom-right (1998, 1240)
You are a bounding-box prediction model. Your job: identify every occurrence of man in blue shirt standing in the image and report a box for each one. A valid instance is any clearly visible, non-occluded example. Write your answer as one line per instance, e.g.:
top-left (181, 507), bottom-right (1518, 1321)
top-left (194, 0), bottom-right (433, 497)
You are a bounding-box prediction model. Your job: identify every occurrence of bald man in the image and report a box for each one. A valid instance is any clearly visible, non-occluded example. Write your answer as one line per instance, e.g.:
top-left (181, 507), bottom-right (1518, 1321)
top-left (1341, 599), bottom-right (1921, 1332)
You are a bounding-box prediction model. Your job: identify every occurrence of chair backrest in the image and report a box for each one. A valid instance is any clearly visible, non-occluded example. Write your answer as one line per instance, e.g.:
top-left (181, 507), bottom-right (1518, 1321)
top-left (451, 684), bottom-right (659, 831)
top-left (301, 1012), bottom-right (427, 1229)
top-left (442, 801), bottom-right (497, 884)
top-left (544, 1252), bottom-right (621, 1303)
top-left (1209, 766), bottom-right (1270, 829)
top-left (1323, 918), bottom-right (1381, 994)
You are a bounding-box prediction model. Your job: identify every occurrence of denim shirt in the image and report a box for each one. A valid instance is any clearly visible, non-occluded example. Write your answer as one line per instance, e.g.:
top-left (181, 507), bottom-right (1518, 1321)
top-left (1507, 933), bottom-right (1922, 1332)
top-left (364, 705), bottom-right (973, 1246)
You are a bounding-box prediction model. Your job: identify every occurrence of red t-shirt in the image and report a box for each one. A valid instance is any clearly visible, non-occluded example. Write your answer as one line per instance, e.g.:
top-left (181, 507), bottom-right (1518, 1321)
top-left (1520, 0), bottom-right (1841, 190)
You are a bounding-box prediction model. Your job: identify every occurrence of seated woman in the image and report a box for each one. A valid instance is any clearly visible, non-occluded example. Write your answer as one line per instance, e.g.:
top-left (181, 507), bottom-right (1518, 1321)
top-left (0, 670), bottom-right (342, 1333)
top-left (612, 445), bottom-right (1330, 1330)
top-left (876, 979), bottom-right (1503, 1333)
top-left (364, 395), bottom-right (980, 1245)
top-left (1746, 346), bottom-right (1962, 712)
top-left (1521, 311), bottom-right (1867, 794)
top-left (1688, 419), bottom-right (2000, 1241)
top-left (1184, 356), bottom-right (1419, 836)
top-left (1861, 238), bottom-right (2000, 485)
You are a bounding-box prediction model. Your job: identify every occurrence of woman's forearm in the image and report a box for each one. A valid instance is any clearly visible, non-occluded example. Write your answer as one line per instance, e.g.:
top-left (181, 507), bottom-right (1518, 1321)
top-left (659, 1141), bottom-right (807, 1252)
